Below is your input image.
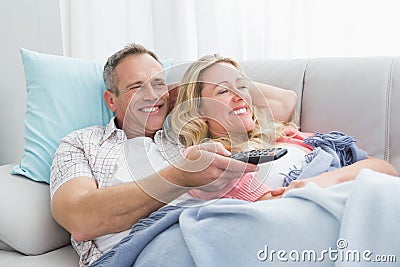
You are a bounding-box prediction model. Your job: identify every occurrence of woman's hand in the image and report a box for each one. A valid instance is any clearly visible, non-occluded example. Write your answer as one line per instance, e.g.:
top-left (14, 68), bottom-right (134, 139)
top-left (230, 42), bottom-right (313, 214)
top-left (259, 173), bottom-right (341, 200)
top-left (288, 172), bottom-right (341, 190)
top-left (259, 187), bottom-right (287, 200)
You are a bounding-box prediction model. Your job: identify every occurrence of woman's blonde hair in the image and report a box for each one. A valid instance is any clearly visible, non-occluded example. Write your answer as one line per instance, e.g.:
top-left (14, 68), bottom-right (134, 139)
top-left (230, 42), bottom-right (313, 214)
top-left (170, 54), bottom-right (290, 152)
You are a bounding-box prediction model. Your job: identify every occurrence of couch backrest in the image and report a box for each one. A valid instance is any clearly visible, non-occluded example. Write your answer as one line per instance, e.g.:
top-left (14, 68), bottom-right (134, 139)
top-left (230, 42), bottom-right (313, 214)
top-left (167, 57), bottom-right (400, 173)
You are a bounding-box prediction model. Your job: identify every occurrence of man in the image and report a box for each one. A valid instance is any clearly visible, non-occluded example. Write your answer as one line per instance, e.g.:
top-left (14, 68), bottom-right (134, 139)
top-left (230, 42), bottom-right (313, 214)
top-left (50, 43), bottom-right (297, 266)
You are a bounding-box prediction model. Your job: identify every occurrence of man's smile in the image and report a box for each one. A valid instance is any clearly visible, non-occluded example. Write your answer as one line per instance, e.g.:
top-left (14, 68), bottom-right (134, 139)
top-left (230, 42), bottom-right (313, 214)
top-left (139, 104), bottom-right (164, 114)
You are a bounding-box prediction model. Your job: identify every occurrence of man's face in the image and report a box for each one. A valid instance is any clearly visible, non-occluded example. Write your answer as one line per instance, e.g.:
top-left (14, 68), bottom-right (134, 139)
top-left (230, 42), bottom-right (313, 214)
top-left (112, 54), bottom-right (169, 139)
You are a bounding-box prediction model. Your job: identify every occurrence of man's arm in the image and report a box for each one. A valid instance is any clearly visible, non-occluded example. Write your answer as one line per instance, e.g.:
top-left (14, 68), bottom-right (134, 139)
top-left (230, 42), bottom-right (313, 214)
top-left (51, 171), bottom-right (182, 242)
top-left (250, 82), bottom-right (297, 123)
top-left (51, 142), bottom-right (257, 242)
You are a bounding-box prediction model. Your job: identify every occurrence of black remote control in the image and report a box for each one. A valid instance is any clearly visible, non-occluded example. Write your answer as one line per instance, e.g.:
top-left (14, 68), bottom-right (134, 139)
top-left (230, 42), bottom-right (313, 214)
top-left (230, 147), bottom-right (288, 164)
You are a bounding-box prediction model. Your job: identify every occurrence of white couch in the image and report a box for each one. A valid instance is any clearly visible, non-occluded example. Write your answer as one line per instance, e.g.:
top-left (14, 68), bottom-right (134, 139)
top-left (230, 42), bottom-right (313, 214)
top-left (1, 57), bottom-right (399, 266)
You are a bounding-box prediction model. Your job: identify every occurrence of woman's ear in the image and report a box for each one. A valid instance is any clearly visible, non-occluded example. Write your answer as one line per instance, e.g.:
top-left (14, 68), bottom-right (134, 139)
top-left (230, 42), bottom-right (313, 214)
top-left (104, 90), bottom-right (117, 112)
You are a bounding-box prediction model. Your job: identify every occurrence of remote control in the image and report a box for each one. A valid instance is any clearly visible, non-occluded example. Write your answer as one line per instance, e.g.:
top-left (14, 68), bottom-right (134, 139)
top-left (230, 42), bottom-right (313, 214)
top-left (230, 147), bottom-right (288, 164)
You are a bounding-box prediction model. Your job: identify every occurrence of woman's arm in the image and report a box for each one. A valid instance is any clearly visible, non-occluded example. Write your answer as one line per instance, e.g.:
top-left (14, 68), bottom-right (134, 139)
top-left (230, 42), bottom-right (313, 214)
top-left (264, 156), bottom-right (398, 199)
top-left (249, 82), bottom-right (297, 123)
top-left (287, 156), bottom-right (398, 190)
top-left (169, 82), bottom-right (298, 123)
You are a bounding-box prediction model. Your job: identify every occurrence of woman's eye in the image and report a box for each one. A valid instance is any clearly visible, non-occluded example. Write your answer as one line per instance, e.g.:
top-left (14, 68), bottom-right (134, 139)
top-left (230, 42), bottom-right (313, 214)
top-left (238, 85), bottom-right (248, 90)
top-left (218, 89), bottom-right (229, 95)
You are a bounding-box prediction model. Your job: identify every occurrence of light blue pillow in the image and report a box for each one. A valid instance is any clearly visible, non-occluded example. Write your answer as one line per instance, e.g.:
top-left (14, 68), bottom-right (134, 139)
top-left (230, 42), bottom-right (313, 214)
top-left (12, 48), bottom-right (114, 183)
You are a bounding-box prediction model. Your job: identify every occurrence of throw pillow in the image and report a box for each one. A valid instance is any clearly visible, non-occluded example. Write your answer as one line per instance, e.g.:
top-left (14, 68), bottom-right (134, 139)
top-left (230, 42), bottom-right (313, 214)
top-left (12, 48), bottom-right (114, 183)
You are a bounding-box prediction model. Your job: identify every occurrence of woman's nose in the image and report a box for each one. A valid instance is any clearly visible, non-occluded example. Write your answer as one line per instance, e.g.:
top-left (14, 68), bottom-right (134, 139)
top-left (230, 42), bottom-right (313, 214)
top-left (232, 92), bottom-right (243, 102)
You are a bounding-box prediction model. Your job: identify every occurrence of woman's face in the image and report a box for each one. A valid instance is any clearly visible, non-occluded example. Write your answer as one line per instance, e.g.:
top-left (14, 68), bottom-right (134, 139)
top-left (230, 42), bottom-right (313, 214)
top-left (199, 62), bottom-right (255, 138)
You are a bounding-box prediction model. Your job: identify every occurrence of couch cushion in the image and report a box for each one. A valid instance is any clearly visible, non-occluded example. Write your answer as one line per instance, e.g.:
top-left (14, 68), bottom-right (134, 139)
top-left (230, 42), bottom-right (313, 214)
top-left (301, 57), bottom-right (393, 160)
top-left (389, 58), bottom-right (400, 172)
top-left (0, 240), bottom-right (15, 252)
top-left (239, 59), bottom-right (308, 120)
top-left (0, 164), bottom-right (70, 255)
top-left (0, 245), bottom-right (78, 267)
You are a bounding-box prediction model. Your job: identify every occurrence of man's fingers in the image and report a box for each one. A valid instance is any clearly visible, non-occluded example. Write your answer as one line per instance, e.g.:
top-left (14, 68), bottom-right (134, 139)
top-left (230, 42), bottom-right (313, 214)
top-left (182, 143), bottom-right (230, 162)
top-left (213, 154), bottom-right (257, 173)
top-left (182, 146), bottom-right (256, 174)
top-left (197, 142), bottom-right (231, 156)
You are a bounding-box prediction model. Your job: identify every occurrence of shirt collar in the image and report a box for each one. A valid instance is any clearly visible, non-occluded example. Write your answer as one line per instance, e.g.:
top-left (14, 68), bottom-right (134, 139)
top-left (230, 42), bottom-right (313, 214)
top-left (100, 116), bottom-right (126, 145)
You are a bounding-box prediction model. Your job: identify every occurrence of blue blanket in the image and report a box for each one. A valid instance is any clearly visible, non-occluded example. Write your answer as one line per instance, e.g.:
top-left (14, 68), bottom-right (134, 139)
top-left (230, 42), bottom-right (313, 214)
top-left (91, 169), bottom-right (400, 266)
top-left (282, 131), bottom-right (368, 186)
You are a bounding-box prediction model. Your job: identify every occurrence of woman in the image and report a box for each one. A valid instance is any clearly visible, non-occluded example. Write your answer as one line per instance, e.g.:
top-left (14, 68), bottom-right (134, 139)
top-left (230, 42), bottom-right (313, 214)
top-left (156, 54), bottom-right (397, 201)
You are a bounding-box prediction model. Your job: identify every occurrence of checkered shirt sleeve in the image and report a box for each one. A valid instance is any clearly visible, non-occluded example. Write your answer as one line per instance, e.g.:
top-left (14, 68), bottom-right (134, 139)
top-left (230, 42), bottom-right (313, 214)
top-left (49, 122), bottom-right (126, 266)
top-left (50, 129), bottom-right (96, 198)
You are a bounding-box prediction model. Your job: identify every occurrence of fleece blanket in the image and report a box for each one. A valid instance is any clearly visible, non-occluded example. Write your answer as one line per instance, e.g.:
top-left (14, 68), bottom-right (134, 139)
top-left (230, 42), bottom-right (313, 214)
top-left (90, 169), bottom-right (400, 267)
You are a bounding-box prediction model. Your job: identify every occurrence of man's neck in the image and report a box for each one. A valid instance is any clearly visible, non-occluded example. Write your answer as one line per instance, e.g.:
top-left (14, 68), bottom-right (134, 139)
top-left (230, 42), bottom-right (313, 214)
top-left (115, 117), bottom-right (158, 140)
top-left (124, 130), bottom-right (158, 140)
top-left (145, 131), bottom-right (156, 140)
top-left (114, 117), bottom-right (121, 129)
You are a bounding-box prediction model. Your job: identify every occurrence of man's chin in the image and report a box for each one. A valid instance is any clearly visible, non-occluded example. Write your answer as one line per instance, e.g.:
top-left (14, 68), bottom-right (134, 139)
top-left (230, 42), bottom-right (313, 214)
top-left (145, 119), bottom-right (166, 133)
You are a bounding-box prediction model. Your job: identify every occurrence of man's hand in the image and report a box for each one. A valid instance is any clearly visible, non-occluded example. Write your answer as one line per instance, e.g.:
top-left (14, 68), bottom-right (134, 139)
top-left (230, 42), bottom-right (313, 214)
top-left (171, 142), bottom-right (258, 192)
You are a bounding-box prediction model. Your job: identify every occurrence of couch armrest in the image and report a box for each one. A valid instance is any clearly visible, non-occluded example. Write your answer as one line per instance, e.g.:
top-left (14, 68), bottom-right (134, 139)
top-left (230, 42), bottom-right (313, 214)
top-left (0, 164), bottom-right (70, 255)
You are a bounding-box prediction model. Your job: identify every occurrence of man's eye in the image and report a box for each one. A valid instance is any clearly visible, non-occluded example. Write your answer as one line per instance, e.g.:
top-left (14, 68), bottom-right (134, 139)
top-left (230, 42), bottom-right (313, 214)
top-left (151, 81), bottom-right (167, 89)
top-left (130, 85), bottom-right (141, 90)
top-left (238, 85), bottom-right (248, 90)
top-left (156, 82), bottom-right (166, 87)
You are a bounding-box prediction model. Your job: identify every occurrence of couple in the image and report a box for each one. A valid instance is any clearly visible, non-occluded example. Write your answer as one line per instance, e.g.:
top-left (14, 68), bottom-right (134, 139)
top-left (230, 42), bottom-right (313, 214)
top-left (50, 44), bottom-right (397, 266)
top-left (114, 53), bottom-right (302, 204)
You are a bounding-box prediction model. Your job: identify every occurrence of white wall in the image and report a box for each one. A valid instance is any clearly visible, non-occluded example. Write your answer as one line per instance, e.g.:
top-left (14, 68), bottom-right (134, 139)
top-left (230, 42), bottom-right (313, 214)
top-left (0, 0), bottom-right (63, 165)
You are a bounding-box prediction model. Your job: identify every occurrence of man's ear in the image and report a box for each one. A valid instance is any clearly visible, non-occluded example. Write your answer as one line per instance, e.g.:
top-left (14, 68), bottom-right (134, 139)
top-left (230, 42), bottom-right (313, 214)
top-left (104, 90), bottom-right (117, 112)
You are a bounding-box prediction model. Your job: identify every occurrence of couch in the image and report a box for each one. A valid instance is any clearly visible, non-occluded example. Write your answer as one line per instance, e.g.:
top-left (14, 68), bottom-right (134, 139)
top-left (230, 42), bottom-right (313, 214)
top-left (1, 56), bottom-right (399, 266)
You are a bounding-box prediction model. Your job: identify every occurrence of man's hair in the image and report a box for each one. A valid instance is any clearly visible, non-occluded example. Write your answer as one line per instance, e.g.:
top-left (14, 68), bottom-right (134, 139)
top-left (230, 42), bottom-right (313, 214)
top-left (103, 43), bottom-right (161, 96)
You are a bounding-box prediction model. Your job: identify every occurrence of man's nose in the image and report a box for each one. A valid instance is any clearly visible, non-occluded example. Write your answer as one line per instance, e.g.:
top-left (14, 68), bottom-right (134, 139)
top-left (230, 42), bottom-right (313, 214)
top-left (142, 84), bottom-right (158, 101)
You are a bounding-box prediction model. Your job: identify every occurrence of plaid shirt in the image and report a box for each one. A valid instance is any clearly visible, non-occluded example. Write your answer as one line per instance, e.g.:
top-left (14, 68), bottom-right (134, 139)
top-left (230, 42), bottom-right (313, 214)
top-left (50, 117), bottom-right (126, 266)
